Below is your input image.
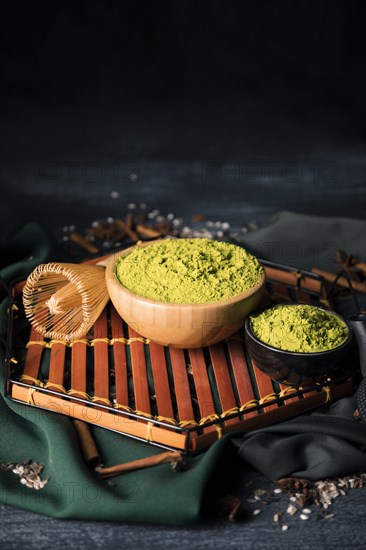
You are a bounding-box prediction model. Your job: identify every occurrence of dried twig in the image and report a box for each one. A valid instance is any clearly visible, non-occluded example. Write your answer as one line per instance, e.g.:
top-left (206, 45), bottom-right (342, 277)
top-left (70, 232), bottom-right (100, 254)
top-left (72, 419), bottom-right (101, 468)
top-left (96, 450), bottom-right (187, 479)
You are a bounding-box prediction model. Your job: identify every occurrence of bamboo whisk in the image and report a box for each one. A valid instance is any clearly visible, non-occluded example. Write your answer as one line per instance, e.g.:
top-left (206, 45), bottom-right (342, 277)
top-left (23, 262), bottom-right (109, 342)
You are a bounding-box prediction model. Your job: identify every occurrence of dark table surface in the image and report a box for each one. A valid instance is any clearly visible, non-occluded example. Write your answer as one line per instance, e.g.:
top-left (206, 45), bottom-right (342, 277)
top-left (1, 154), bottom-right (365, 240)
top-left (1, 462), bottom-right (366, 550)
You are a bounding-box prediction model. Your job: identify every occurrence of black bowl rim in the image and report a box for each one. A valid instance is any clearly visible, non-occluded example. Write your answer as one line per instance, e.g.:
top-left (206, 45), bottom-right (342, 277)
top-left (244, 304), bottom-right (353, 357)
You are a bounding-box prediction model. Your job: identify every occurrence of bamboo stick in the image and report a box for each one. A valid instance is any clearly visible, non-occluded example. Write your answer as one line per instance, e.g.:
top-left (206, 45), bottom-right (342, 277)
top-left (96, 451), bottom-right (184, 478)
top-left (312, 268), bottom-right (366, 294)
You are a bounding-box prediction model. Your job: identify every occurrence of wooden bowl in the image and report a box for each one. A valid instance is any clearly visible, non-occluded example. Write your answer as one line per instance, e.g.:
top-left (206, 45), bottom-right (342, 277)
top-left (105, 241), bottom-right (266, 348)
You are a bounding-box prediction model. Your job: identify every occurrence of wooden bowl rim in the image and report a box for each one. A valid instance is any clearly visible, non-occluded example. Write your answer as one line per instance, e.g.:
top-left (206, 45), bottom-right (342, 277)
top-left (105, 239), bottom-right (266, 309)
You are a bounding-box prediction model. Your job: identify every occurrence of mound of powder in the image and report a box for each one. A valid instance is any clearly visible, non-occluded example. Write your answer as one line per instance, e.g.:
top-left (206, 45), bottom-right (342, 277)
top-left (250, 304), bottom-right (349, 352)
top-left (115, 238), bottom-right (263, 303)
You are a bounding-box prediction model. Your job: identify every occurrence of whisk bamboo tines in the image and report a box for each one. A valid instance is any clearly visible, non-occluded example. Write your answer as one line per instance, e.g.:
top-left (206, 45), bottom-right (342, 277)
top-left (22, 262), bottom-right (109, 343)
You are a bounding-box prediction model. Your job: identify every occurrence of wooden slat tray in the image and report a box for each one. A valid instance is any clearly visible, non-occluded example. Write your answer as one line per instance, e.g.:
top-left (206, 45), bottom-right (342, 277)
top-left (5, 258), bottom-right (354, 454)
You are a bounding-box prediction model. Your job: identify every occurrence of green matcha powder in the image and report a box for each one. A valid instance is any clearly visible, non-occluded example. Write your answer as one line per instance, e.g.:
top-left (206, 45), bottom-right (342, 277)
top-left (115, 238), bottom-right (263, 304)
top-left (250, 304), bottom-right (349, 353)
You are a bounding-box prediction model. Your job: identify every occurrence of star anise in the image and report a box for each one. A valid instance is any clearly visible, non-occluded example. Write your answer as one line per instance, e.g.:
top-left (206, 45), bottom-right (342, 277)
top-left (334, 250), bottom-right (365, 283)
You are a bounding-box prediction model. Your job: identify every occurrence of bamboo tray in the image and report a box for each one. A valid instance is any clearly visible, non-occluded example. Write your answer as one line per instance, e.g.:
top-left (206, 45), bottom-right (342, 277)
top-left (5, 257), bottom-right (354, 454)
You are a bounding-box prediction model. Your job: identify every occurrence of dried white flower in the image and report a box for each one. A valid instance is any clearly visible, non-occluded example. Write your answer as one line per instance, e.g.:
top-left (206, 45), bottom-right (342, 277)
top-left (286, 504), bottom-right (298, 516)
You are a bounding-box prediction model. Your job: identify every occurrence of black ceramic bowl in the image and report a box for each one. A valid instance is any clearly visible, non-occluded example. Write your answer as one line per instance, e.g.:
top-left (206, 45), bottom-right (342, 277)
top-left (244, 306), bottom-right (353, 387)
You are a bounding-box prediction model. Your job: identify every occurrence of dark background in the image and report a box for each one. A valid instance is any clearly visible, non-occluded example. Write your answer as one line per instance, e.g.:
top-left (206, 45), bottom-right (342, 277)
top-left (0, 0), bottom-right (365, 235)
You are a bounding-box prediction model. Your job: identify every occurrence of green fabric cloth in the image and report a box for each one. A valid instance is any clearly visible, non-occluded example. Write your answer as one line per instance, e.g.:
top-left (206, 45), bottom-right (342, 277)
top-left (237, 210), bottom-right (366, 272)
top-left (233, 395), bottom-right (366, 481)
top-left (1, 213), bottom-right (366, 523)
